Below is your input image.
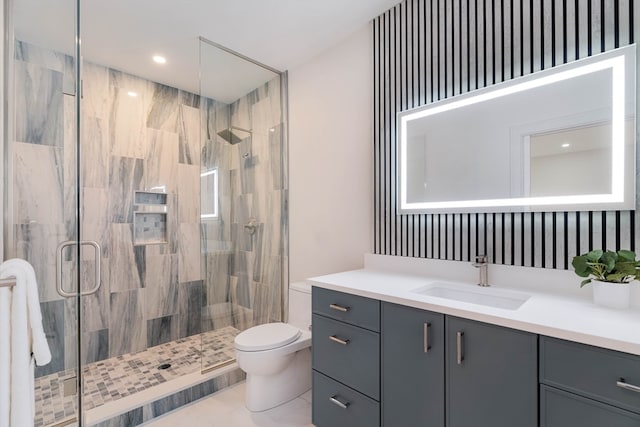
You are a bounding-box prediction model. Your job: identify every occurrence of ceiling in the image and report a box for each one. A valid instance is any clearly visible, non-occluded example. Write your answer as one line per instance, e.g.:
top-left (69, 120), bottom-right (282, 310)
top-left (13, 0), bottom-right (400, 102)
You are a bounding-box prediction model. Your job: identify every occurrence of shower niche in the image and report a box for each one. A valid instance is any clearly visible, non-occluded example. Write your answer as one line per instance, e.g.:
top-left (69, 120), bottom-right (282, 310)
top-left (134, 191), bottom-right (168, 245)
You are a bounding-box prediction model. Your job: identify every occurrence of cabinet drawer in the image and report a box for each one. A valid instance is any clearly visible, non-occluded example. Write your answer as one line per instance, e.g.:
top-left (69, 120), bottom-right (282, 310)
top-left (312, 314), bottom-right (380, 400)
top-left (313, 370), bottom-right (380, 427)
top-left (312, 287), bottom-right (380, 331)
top-left (540, 336), bottom-right (640, 414)
top-left (540, 385), bottom-right (640, 427)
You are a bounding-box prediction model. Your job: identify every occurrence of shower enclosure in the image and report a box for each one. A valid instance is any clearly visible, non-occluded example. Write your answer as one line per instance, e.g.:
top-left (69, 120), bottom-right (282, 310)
top-left (4, 1), bottom-right (287, 425)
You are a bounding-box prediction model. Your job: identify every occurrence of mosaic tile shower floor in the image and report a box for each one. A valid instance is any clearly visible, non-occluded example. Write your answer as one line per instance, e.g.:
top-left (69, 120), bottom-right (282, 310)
top-left (34, 326), bottom-right (240, 427)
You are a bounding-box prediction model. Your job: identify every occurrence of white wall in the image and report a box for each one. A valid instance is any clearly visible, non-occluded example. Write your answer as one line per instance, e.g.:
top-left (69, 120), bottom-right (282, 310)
top-left (288, 24), bottom-right (372, 282)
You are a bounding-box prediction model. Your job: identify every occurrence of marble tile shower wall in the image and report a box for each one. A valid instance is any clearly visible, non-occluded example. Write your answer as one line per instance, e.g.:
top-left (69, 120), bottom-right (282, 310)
top-left (13, 40), bottom-right (206, 376)
top-left (12, 40), bottom-right (286, 377)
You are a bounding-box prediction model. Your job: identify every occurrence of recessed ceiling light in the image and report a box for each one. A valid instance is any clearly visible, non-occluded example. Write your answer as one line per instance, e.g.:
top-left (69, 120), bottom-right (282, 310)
top-left (561, 143), bottom-right (570, 148)
top-left (127, 91), bottom-right (138, 97)
top-left (153, 55), bottom-right (167, 64)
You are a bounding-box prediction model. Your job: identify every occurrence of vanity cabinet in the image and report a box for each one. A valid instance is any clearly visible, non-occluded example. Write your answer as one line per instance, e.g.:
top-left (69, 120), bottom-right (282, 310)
top-left (382, 303), bottom-right (445, 427)
top-left (539, 336), bottom-right (640, 426)
top-left (313, 287), bottom-right (639, 427)
top-left (446, 316), bottom-right (538, 427)
top-left (311, 287), bottom-right (381, 427)
top-left (381, 303), bottom-right (537, 427)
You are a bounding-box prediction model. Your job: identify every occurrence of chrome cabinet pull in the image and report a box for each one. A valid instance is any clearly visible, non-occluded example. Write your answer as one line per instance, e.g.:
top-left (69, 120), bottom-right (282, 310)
top-left (456, 331), bottom-right (464, 365)
top-left (329, 395), bottom-right (350, 409)
top-left (56, 240), bottom-right (102, 298)
top-left (617, 379), bottom-right (640, 393)
top-left (329, 335), bottom-right (350, 345)
top-left (329, 303), bottom-right (350, 312)
top-left (423, 322), bottom-right (431, 353)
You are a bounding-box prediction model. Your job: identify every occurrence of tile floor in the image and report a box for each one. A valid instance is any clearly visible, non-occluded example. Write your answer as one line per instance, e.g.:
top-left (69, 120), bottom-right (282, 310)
top-left (142, 381), bottom-right (314, 427)
top-left (35, 326), bottom-right (240, 427)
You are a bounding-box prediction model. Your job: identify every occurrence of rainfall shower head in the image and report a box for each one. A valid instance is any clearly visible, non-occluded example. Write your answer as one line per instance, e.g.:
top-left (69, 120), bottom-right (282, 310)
top-left (217, 126), bottom-right (251, 145)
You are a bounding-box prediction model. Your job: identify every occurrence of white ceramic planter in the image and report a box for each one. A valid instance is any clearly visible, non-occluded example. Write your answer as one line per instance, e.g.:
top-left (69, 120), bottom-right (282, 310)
top-left (591, 280), bottom-right (631, 309)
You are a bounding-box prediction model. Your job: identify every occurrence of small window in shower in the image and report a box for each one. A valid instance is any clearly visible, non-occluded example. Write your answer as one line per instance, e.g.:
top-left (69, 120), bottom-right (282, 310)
top-left (201, 168), bottom-right (219, 220)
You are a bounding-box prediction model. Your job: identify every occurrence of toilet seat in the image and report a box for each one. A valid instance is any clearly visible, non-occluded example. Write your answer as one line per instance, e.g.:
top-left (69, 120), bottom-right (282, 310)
top-left (235, 323), bottom-right (302, 352)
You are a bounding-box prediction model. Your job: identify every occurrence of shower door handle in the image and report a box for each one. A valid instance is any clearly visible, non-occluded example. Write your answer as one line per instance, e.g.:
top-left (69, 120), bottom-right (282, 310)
top-left (56, 240), bottom-right (102, 298)
top-left (80, 241), bottom-right (102, 296)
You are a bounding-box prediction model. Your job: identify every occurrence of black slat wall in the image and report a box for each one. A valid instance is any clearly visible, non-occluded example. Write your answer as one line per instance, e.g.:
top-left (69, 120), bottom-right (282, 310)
top-left (373, 0), bottom-right (639, 268)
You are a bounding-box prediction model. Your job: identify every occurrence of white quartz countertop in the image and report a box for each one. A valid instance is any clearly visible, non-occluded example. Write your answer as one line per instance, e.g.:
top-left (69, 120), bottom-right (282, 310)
top-left (307, 262), bottom-right (640, 356)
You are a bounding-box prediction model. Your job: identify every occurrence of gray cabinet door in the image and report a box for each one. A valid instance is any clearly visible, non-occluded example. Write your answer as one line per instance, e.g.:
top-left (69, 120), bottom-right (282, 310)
top-left (382, 303), bottom-right (445, 427)
top-left (446, 316), bottom-right (538, 427)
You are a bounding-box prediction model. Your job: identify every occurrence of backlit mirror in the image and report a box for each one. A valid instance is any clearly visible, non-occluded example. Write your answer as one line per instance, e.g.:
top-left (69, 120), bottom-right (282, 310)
top-left (398, 45), bottom-right (636, 213)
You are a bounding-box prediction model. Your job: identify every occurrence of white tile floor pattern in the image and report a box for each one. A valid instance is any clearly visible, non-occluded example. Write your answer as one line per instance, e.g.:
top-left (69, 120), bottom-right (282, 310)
top-left (141, 381), bottom-right (314, 427)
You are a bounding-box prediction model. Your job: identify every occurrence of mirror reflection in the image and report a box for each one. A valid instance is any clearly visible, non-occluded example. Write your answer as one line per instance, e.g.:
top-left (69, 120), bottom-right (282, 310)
top-left (399, 45), bottom-right (636, 213)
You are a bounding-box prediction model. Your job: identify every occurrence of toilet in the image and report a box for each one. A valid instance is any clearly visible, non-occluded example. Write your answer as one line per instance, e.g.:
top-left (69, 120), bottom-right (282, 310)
top-left (234, 281), bottom-right (312, 412)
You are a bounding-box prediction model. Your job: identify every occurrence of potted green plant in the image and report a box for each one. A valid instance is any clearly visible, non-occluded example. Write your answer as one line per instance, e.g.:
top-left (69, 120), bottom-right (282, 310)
top-left (571, 249), bottom-right (639, 309)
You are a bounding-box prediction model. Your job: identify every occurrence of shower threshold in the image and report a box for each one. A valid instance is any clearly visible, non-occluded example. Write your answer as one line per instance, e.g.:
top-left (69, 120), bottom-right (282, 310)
top-left (34, 326), bottom-right (242, 427)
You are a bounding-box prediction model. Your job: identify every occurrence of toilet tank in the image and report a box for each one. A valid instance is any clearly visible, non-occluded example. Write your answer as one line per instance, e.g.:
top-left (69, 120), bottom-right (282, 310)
top-left (288, 281), bottom-right (311, 331)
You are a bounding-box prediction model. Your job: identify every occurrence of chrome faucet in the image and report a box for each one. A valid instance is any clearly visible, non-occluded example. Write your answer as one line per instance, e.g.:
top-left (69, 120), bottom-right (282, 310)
top-left (473, 255), bottom-right (489, 287)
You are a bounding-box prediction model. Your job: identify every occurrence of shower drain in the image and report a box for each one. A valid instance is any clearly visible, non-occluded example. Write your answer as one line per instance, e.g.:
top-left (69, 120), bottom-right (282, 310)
top-left (157, 363), bottom-right (172, 370)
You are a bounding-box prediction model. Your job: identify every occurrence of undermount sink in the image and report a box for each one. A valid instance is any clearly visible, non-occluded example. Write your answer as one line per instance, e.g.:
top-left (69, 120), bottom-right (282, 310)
top-left (412, 282), bottom-right (530, 310)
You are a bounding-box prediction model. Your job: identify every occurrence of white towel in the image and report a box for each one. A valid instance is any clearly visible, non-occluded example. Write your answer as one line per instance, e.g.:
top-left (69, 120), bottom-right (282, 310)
top-left (0, 286), bottom-right (11, 427)
top-left (0, 258), bottom-right (51, 427)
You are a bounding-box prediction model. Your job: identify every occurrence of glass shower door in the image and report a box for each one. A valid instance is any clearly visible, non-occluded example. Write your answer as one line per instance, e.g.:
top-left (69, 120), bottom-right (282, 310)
top-left (199, 38), bottom-right (287, 372)
top-left (7, 0), bottom-right (86, 426)
top-left (7, 2), bottom-right (288, 423)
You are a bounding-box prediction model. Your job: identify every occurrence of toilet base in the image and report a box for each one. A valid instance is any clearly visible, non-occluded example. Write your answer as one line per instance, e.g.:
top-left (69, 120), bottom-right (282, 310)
top-left (245, 347), bottom-right (311, 412)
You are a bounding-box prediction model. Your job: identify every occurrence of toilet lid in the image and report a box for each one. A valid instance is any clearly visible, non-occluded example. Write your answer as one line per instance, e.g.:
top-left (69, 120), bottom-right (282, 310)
top-left (234, 323), bottom-right (302, 351)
